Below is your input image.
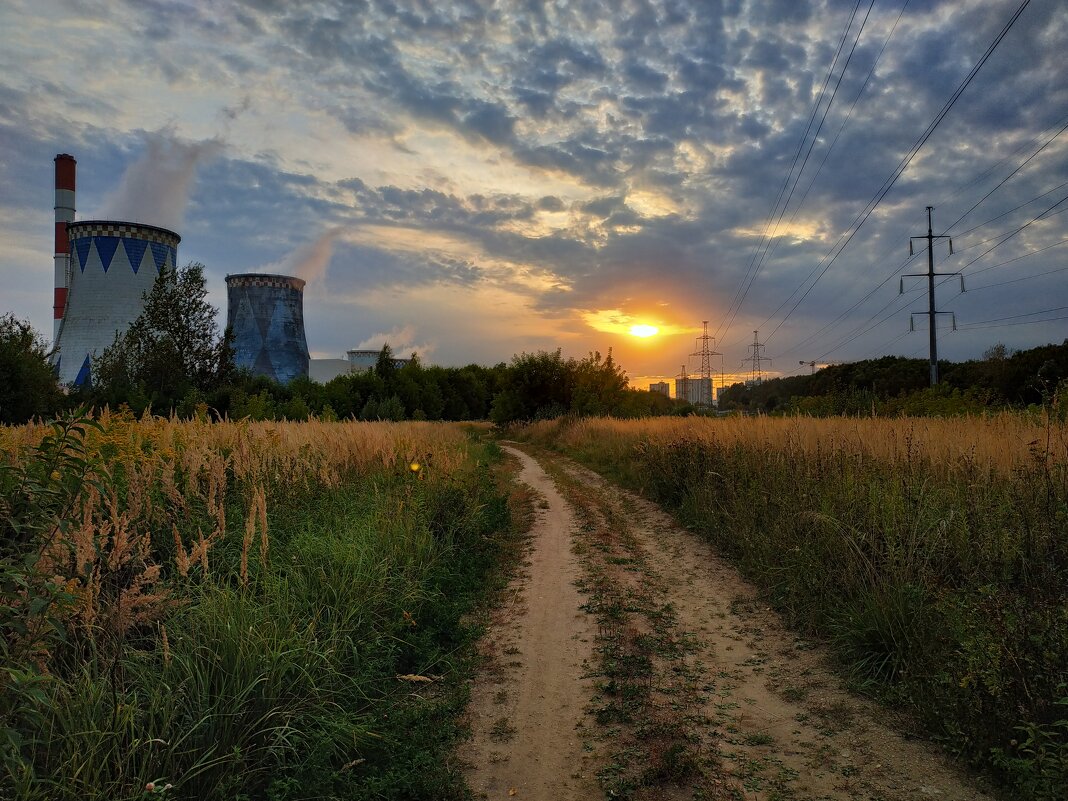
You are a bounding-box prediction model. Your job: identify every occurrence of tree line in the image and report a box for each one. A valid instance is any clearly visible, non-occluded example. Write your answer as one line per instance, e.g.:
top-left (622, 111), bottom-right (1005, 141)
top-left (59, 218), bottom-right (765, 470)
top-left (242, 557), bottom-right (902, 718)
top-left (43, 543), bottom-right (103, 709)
top-left (719, 343), bottom-right (1068, 415)
top-left (0, 263), bottom-right (680, 425)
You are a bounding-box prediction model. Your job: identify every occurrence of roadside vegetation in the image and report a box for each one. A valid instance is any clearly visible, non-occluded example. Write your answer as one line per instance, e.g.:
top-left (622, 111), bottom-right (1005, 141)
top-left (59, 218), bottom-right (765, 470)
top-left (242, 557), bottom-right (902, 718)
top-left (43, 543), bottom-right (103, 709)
top-left (0, 412), bottom-right (522, 800)
top-left (514, 410), bottom-right (1068, 801)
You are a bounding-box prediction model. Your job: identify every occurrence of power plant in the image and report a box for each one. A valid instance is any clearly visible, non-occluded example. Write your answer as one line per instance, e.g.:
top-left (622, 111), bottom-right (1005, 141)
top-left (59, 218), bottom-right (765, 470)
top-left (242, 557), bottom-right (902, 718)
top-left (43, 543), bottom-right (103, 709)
top-left (49, 153), bottom-right (345, 389)
top-left (225, 274), bottom-right (310, 384)
top-left (51, 154), bottom-right (180, 386)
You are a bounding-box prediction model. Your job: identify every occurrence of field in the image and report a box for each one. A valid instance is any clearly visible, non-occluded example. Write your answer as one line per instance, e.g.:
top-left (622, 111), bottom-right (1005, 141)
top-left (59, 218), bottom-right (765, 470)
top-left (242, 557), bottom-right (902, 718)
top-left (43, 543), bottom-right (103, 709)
top-left (0, 412), bottom-right (519, 800)
top-left (3, 408), bottom-right (1066, 800)
top-left (514, 412), bottom-right (1068, 799)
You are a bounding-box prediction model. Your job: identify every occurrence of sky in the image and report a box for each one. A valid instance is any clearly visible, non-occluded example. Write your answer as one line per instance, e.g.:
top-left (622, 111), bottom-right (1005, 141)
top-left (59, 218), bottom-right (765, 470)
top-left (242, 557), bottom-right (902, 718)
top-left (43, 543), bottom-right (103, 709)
top-left (1, 0), bottom-right (1066, 390)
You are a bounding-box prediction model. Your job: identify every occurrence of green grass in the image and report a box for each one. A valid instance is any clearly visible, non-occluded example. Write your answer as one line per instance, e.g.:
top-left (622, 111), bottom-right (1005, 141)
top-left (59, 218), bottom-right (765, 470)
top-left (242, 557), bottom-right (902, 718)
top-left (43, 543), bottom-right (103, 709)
top-left (2, 425), bottom-right (520, 801)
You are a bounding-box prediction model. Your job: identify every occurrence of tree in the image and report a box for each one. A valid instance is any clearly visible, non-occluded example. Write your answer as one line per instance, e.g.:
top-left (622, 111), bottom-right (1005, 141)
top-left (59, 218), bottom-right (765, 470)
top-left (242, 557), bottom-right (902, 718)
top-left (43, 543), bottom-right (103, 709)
top-left (0, 315), bottom-right (63, 424)
top-left (374, 344), bottom-right (398, 382)
top-left (571, 350), bottom-right (629, 416)
top-left (490, 349), bottom-right (576, 425)
top-left (91, 263), bottom-right (233, 412)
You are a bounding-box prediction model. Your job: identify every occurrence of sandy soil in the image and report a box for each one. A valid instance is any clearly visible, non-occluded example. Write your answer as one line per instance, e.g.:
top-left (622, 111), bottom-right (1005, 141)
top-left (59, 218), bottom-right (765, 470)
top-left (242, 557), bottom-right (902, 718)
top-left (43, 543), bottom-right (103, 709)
top-left (559, 457), bottom-right (994, 801)
top-left (459, 446), bottom-right (601, 800)
top-left (461, 445), bottom-right (992, 801)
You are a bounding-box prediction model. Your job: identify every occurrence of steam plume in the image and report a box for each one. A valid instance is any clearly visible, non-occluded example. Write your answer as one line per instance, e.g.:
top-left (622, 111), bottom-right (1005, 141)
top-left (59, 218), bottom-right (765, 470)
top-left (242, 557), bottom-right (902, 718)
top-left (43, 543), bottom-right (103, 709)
top-left (264, 228), bottom-right (342, 286)
top-left (354, 325), bottom-right (435, 360)
top-left (97, 130), bottom-right (222, 231)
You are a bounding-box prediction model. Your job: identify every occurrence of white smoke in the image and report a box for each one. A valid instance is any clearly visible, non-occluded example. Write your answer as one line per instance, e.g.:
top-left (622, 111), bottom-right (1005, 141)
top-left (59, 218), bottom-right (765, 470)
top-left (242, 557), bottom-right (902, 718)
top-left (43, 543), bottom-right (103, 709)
top-left (354, 325), bottom-right (436, 361)
top-left (97, 129), bottom-right (222, 231)
top-left (262, 228), bottom-right (342, 286)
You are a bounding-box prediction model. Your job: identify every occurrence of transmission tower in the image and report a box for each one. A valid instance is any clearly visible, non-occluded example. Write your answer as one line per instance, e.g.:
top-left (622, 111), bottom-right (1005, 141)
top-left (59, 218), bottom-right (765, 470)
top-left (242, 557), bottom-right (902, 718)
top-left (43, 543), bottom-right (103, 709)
top-left (799, 360), bottom-right (817, 374)
top-left (901, 206), bottom-right (962, 386)
top-left (743, 330), bottom-right (771, 384)
top-left (690, 320), bottom-right (721, 406)
top-left (675, 364), bottom-right (690, 404)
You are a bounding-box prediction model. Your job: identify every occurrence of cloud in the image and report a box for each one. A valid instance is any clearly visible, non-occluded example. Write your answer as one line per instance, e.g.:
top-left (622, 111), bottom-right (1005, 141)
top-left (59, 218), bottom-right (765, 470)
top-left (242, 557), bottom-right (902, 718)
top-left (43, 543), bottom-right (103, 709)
top-left (2, 0), bottom-right (1066, 374)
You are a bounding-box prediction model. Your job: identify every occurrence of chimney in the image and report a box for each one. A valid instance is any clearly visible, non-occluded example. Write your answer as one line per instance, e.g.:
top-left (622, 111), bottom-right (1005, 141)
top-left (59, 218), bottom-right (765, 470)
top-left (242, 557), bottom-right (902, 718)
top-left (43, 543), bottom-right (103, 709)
top-left (54, 154), bottom-right (76, 341)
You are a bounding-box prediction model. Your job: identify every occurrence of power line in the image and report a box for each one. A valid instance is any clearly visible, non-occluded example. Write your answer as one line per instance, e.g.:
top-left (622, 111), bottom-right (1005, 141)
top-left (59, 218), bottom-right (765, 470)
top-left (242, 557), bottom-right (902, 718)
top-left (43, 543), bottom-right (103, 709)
top-left (806, 189), bottom-right (1068, 361)
top-left (969, 262), bottom-right (1068, 292)
top-left (754, 0), bottom-right (1033, 349)
top-left (737, 0), bottom-right (878, 332)
top-left (938, 113), bottom-right (1068, 234)
top-left (958, 195), bottom-right (1068, 272)
top-left (778, 160), bottom-right (1068, 362)
top-left (959, 309), bottom-right (1068, 330)
top-left (713, 0), bottom-right (867, 344)
top-left (951, 183), bottom-right (1068, 248)
top-left (961, 305), bottom-right (1068, 326)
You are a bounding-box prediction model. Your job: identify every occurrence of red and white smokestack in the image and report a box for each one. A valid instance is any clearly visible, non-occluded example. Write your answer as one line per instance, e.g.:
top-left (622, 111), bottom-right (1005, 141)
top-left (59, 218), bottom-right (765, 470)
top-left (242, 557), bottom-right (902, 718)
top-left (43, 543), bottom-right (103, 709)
top-left (54, 154), bottom-right (76, 341)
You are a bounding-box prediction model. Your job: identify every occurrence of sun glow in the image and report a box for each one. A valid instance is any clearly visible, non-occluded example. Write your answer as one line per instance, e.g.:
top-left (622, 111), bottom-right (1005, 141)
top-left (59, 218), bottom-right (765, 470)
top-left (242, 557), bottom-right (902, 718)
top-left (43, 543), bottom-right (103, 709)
top-left (629, 324), bottom-right (659, 338)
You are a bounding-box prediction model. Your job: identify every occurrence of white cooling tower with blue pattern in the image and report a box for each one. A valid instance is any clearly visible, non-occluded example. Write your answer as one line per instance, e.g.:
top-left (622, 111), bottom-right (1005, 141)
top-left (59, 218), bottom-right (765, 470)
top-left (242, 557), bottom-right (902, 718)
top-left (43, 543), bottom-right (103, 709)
top-left (53, 220), bottom-right (180, 386)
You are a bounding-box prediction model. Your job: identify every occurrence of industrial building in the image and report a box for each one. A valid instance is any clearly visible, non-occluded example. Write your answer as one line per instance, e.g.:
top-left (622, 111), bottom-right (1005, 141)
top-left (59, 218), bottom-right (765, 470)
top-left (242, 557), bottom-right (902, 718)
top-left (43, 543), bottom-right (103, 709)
top-left (49, 153), bottom-right (400, 390)
top-left (307, 349), bottom-right (413, 383)
top-left (347, 349), bottom-right (411, 373)
top-left (649, 381), bottom-right (670, 397)
top-left (50, 154), bottom-right (180, 386)
top-left (226, 274), bottom-right (310, 384)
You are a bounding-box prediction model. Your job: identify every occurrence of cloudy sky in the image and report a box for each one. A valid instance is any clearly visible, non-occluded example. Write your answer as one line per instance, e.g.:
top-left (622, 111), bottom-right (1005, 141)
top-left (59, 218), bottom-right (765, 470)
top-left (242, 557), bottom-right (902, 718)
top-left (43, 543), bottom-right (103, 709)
top-left (1, 0), bottom-right (1066, 387)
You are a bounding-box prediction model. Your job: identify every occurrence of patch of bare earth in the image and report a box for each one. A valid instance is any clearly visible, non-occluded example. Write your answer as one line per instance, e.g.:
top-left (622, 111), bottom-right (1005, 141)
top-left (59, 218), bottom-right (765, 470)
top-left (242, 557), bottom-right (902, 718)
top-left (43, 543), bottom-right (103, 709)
top-left (459, 446), bottom-right (601, 800)
top-left (551, 451), bottom-right (994, 801)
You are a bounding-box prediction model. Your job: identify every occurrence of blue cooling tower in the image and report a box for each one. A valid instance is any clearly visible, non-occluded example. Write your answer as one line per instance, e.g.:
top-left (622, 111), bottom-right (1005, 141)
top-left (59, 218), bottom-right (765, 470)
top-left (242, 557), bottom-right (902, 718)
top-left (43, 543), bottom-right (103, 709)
top-left (226, 274), bottom-right (309, 384)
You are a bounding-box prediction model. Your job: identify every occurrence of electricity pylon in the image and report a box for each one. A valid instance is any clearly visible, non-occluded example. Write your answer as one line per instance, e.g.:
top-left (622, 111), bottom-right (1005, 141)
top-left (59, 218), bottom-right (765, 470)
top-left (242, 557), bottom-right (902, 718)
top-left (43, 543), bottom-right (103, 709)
top-left (690, 320), bottom-right (721, 406)
top-left (902, 206), bottom-right (962, 386)
top-left (743, 330), bottom-right (771, 384)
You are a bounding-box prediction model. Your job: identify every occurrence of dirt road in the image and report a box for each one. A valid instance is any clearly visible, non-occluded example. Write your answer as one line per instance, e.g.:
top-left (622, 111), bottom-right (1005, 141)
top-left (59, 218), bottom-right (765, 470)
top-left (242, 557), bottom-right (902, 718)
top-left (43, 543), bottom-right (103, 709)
top-left (461, 445), bottom-right (992, 801)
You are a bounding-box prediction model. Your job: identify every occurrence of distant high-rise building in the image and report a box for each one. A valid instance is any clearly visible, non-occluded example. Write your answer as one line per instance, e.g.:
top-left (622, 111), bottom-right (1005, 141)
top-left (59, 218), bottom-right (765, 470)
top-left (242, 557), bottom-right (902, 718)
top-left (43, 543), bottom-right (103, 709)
top-left (676, 376), bottom-right (713, 406)
top-left (649, 381), bottom-right (670, 397)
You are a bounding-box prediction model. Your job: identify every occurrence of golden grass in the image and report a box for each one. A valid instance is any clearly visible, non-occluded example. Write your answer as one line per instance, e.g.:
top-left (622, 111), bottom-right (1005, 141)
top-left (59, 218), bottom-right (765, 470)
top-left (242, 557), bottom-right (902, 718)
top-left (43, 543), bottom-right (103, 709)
top-left (1, 411), bottom-right (475, 649)
top-left (531, 412), bottom-right (1068, 473)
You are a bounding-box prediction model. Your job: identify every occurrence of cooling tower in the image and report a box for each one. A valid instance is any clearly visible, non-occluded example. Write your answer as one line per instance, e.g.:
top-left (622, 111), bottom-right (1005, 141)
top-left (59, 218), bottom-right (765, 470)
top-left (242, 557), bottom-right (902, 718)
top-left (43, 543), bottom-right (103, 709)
top-left (54, 220), bottom-right (180, 386)
top-left (225, 274), bottom-right (309, 384)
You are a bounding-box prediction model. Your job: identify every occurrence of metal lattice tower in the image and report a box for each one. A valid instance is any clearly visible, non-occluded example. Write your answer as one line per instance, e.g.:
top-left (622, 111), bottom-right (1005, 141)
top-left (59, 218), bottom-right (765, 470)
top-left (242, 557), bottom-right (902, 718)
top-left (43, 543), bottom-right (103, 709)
top-left (902, 206), bottom-right (961, 386)
top-left (690, 320), bottom-right (722, 406)
top-left (691, 320), bottom-right (722, 382)
top-left (743, 329), bottom-right (771, 384)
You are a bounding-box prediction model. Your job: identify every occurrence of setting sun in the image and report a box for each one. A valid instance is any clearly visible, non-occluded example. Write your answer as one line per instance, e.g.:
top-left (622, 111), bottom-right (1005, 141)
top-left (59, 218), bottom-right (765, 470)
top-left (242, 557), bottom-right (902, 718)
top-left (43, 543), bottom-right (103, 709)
top-left (629, 324), bottom-right (659, 338)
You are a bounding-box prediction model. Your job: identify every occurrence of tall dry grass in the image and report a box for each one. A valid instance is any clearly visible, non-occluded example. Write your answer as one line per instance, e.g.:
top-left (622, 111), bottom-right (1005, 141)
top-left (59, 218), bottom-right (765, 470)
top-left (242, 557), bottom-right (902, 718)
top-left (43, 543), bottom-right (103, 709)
top-left (535, 411), bottom-right (1067, 475)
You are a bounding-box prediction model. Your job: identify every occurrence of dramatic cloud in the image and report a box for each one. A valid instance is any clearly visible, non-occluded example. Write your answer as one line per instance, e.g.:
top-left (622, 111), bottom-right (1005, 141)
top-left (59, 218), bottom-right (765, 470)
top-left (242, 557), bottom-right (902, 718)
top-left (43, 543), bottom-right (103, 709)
top-left (1, 0), bottom-right (1065, 382)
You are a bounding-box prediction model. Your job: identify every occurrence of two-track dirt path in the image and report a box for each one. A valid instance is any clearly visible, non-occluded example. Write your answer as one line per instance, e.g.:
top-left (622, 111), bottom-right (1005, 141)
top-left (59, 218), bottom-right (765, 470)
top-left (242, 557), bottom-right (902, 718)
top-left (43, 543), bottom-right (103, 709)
top-left (461, 444), bottom-right (992, 801)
